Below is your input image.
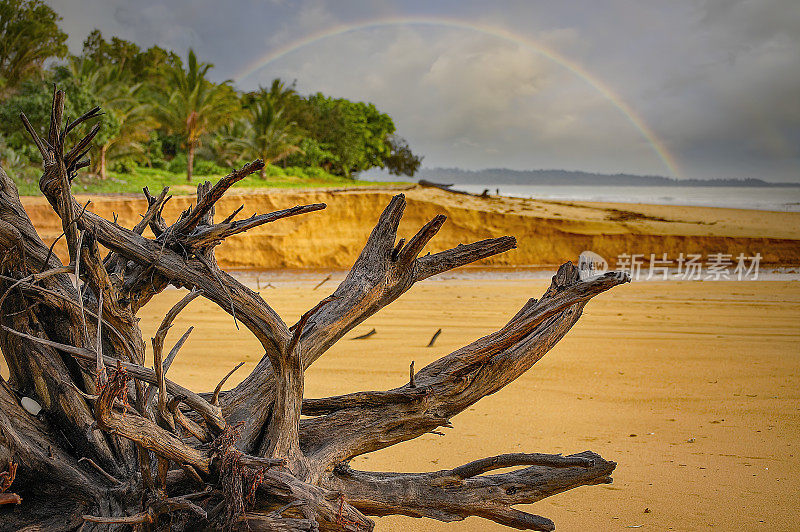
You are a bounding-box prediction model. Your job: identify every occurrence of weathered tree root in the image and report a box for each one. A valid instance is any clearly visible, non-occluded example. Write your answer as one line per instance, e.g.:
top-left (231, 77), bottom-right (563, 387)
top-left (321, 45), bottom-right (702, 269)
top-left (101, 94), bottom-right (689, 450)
top-left (0, 87), bottom-right (629, 531)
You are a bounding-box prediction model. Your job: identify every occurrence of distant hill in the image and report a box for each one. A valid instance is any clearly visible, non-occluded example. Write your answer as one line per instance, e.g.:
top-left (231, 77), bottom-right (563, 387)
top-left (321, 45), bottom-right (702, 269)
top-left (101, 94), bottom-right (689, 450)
top-left (415, 168), bottom-right (798, 187)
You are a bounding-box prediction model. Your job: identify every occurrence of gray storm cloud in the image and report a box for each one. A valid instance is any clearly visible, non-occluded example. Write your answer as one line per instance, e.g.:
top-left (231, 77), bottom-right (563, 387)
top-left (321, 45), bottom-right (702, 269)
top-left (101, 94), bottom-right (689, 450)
top-left (45, 0), bottom-right (800, 181)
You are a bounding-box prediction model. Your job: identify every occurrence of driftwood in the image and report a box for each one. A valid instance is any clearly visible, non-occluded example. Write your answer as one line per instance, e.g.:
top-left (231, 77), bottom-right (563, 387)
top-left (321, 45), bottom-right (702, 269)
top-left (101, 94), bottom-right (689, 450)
top-left (350, 328), bottom-right (376, 340)
top-left (0, 88), bottom-right (629, 531)
top-left (418, 179), bottom-right (489, 197)
top-left (427, 328), bottom-right (442, 347)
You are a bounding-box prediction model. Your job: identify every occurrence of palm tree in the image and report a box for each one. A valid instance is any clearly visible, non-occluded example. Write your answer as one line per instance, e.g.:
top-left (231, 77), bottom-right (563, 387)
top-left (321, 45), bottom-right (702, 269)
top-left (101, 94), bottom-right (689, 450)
top-left (201, 119), bottom-right (247, 168)
top-left (239, 89), bottom-right (303, 179)
top-left (153, 49), bottom-right (240, 181)
top-left (68, 57), bottom-right (156, 179)
top-left (264, 78), bottom-right (297, 110)
top-left (99, 91), bottom-right (157, 178)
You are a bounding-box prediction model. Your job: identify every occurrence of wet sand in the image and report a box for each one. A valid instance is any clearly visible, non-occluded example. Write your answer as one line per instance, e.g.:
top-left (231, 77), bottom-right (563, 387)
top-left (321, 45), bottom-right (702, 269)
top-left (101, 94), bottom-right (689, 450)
top-left (128, 278), bottom-right (800, 531)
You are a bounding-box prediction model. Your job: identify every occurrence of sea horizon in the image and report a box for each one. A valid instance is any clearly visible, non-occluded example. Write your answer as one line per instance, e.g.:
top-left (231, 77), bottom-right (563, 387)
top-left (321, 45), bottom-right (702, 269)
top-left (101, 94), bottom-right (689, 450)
top-left (451, 183), bottom-right (800, 212)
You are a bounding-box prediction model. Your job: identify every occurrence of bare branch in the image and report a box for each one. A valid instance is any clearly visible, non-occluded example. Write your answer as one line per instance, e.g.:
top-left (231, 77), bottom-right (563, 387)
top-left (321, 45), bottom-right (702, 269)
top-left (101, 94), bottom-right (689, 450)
top-left (415, 236), bottom-right (517, 282)
top-left (152, 329), bottom-right (171, 429)
top-left (95, 291), bottom-right (105, 386)
top-left (183, 203), bottom-right (327, 249)
top-left (325, 451), bottom-right (615, 531)
top-left (78, 457), bottom-right (120, 486)
top-left (142, 186), bottom-right (170, 236)
top-left (82, 492), bottom-right (209, 525)
top-left (82, 512), bottom-right (152, 525)
top-left (63, 106), bottom-right (101, 138)
top-left (300, 265), bottom-right (630, 471)
top-left (172, 159), bottom-right (265, 234)
top-left (313, 274), bottom-right (332, 290)
top-left (168, 396), bottom-right (211, 443)
top-left (147, 290), bottom-right (202, 420)
top-left (48, 87), bottom-right (64, 152)
top-left (0, 273), bottom-right (131, 349)
top-left (397, 214), bottom-right (446, 264)
top-left (19, 111), bottom-right (50, 157)
top-left (63, 123), bottom-right (100, 168)
top-left (133, 186), bottom-right (171, 235)
top-left (0, 492), bottom-right (22, 505)
top-left (74, 230), bottom-right (89, 347)
top-left (2, 325), bottom-right (225, 432)
top-left (78, 206), bottom-right (292, 358)
top-left (302, 388), bottom-right (428, 417)
top-left (295, 195), bottom-right (515, 365)
top-left (427, 328), bottom-right (442, 347)
top-left (449, 453), bottom-right (595, 479)
top-left (93, 368), bottom-right (211, 473)
top-left (221, 204), bottom-right (244, 224)
top-left (212, 361), bottom-right (245, 406)
top-left (222, 195), bottom-right (517, 450)
top-left (0, 265), bottom-right (73, 314)
top-left (164, 327), bottom-right (193, 375)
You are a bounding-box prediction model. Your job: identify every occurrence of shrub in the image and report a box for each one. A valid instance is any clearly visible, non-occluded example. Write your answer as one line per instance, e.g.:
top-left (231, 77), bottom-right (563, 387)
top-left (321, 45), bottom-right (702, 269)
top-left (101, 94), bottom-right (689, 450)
top-left (193, 159), bottom-right (227, 176)
top-left (167, 153), bottom-right (188, 173)
top-left (110, 157), bottom-right (137, 174)
top-left (262, 164), bottom-right (285, 178)
top-left (144, 132), bottom-right (167, 169)
top-left (302, 166), bottom-right (329, 179)
top-left (0, 137), bottom-right (38, 185)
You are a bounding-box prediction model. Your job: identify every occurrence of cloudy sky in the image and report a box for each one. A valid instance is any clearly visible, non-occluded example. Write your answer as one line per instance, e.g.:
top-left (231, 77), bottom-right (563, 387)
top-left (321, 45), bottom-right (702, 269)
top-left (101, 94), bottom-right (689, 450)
top-left (48, 0), bottom-right (800, 182)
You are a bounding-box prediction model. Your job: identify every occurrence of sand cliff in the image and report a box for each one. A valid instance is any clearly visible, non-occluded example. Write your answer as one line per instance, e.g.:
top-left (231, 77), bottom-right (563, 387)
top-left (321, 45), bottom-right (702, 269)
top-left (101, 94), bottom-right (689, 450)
top-left (20, 185), bottom-right (800, 268)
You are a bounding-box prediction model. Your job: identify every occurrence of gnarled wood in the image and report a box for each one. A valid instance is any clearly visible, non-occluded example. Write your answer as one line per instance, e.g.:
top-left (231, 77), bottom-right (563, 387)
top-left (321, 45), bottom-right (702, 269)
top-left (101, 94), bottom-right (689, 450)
top-left (0, 88), bottom-right (627, 531)
top-left (325, 450), bottom-right (615, 531)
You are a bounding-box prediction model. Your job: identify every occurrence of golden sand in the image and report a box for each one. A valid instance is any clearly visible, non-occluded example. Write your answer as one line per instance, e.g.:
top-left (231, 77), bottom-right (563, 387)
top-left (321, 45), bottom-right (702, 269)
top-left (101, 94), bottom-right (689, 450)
top-left (124, 278), bottom-right (798, 531)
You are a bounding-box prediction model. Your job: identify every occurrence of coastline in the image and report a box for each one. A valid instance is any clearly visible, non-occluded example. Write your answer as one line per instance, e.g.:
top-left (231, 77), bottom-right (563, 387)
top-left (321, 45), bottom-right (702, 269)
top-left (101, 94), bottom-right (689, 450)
top-left (20, 185), bottom-right (800, 269)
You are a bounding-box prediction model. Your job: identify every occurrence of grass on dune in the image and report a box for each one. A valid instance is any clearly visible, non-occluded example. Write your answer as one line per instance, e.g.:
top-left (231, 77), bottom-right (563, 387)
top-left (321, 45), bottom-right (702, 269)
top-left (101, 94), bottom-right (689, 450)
top-left (14, 165), bottom-right (409, 196)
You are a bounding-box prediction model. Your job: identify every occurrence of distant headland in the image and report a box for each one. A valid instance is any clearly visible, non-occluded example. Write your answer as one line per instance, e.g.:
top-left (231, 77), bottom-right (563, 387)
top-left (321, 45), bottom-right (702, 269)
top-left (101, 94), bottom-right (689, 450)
top-left (412, 167), bottom-right (799, 187)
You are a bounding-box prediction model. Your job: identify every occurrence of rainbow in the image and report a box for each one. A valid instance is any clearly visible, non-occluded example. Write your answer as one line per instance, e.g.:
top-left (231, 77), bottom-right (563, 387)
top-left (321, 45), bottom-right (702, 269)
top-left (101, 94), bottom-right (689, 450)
top-left (236, 17), bottom-right (682, 178)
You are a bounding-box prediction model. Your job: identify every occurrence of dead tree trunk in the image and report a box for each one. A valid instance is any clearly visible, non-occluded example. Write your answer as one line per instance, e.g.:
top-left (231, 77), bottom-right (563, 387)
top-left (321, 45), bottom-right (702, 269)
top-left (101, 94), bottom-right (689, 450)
top-left (0, 89), bottom-right (629, 531)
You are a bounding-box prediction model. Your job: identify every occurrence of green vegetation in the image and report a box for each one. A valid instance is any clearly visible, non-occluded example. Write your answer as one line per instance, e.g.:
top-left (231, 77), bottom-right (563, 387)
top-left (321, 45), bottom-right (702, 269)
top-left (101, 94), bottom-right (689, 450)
top-left (0, 0), bottom-right (421, 193)
top-left (10, 164), bottom-right (406, 197)
top-left (152, 49), bottom-right (241, 182)
top-left (0, 0), bottom-right (67, 98)
top-left (236, 81), bottom-right (304, 179)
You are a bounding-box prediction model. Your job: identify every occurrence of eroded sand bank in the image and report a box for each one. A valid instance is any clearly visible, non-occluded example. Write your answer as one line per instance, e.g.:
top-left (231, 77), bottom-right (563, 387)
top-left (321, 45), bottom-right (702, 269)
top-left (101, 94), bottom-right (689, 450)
top-left (20, 186), bottom-right (800, 268)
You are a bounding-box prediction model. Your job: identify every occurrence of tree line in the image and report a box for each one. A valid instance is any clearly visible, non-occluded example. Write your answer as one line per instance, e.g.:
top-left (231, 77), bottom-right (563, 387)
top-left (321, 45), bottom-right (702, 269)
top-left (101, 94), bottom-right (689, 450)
top-left (0, 0), bottom-right (422, 183)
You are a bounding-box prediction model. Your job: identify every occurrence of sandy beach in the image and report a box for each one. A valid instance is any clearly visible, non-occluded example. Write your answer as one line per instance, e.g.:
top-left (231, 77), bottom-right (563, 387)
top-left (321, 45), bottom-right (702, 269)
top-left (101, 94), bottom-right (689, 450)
top-left (125, 276), bottom-right (799, 531)
top-left (4, 189), bottom-right (799, 530)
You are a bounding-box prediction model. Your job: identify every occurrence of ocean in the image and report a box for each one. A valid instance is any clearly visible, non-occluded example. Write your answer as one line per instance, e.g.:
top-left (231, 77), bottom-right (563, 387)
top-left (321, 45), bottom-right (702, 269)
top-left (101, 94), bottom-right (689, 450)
top-left (452, 184), bottom-right (800, 212)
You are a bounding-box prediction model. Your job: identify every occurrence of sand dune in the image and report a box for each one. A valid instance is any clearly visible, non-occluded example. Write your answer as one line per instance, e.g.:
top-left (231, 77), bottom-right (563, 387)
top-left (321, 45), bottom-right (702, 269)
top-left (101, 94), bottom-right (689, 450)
top-left (20, 186), bottom-right (800, 269)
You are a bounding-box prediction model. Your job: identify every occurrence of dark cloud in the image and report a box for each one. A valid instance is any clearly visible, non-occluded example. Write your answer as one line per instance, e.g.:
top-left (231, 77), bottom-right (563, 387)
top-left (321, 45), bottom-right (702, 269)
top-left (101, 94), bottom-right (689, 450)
top-left (45, 0), bottom-right (800, 181)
